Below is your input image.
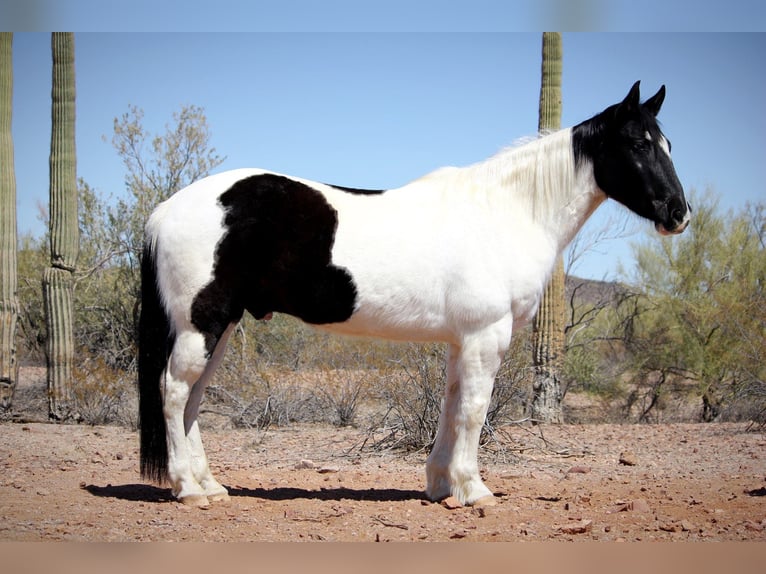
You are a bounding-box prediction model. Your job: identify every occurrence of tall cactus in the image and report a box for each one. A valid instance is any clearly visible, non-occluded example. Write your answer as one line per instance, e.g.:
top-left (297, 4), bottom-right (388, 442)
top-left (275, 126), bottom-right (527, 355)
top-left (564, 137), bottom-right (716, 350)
top-left (0, 33), bottom-right (18, 411)
top-left (43, 32), bottom-right (78, 420)
top-left (530, 32), bottom-right (565, 423)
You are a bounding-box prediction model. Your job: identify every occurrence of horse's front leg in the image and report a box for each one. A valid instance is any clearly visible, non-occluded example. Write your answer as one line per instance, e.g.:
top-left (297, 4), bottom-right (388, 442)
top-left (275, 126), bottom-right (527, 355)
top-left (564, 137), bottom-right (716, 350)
top-left (426, 318), bottom-right (511, 505)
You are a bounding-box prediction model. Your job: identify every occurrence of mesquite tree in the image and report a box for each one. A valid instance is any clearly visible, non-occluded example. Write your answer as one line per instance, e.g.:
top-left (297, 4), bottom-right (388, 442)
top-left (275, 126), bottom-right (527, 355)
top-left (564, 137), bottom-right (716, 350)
top-left (0, 33), bottom-right (18, 411)
top-left (530, 32), bottom-right (565, 423)
top-left (623, 194), bottom-right (766, 423)
top-left (43, 32), bottom-right (79, 420)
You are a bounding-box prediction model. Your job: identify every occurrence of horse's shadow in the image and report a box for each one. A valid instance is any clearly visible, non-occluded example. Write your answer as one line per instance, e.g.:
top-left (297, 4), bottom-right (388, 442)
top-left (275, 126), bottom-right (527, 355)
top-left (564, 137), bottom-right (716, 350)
top-left (83, 483), bottom-right (427, 504)
top-left (82, 483), bottom-right (175, 503)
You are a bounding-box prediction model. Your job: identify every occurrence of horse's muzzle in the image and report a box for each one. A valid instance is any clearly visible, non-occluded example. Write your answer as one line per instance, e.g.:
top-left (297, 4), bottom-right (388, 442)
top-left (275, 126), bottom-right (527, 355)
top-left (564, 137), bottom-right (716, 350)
top-left (656, 214), bottom-right (690, 236)
top-left (656, 200), bottom-right (691, 236)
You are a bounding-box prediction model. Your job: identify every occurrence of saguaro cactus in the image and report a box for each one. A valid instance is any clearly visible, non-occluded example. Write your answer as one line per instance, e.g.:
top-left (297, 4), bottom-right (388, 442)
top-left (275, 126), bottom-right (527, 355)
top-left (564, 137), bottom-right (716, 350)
top-left (43, 32), bottom-right (78, 420)
top-left (530, 32), bottom-right (565, 423)
top-left (0, 33), bottom-right (18, 411)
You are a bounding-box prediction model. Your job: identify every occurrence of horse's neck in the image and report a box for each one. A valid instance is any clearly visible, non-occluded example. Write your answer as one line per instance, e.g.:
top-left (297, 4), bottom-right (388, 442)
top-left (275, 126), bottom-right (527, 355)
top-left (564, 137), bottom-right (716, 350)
top-left (480, 128), bottom-right (606, 253)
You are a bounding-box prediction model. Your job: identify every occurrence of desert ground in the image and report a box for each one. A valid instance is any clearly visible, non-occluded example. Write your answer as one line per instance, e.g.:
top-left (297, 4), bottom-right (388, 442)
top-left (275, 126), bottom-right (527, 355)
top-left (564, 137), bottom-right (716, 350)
top-left (1, 404), bottom-right (764, 542)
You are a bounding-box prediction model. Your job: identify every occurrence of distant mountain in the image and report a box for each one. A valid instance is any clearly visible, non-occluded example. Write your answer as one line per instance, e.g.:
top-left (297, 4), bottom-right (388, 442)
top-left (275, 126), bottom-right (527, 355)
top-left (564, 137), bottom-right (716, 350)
top-left (565, 275), bottom-right (629, 308)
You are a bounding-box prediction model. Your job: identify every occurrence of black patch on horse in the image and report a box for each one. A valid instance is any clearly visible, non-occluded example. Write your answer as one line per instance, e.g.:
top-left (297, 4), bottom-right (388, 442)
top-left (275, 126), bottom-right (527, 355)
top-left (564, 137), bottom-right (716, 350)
top-left (190, 174), bottom-right (358, 355)
top-left (327, 183), bottom-right (387, 195)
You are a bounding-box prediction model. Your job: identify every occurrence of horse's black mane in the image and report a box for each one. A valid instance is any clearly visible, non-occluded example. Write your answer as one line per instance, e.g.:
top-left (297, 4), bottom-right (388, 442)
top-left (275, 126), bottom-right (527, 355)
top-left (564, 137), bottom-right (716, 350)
top-left (571, 101), bottom-right (666, 170)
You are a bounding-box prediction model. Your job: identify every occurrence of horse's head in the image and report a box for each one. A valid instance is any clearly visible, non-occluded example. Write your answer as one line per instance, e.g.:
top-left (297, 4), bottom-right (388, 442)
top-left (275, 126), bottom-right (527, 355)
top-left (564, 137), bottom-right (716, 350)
top-left (577, 81), bottom-right (690, 235)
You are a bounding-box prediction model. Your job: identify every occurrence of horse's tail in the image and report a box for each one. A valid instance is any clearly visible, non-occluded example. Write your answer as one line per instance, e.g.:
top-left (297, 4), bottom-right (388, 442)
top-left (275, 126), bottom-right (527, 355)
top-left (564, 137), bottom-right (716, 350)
top-left (138, 239), bottom-right (173, 484)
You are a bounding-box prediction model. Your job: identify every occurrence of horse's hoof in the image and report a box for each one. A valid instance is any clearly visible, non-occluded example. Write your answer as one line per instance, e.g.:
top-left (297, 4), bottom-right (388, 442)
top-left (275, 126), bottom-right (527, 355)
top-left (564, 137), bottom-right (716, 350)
top-left (208, 492), bottom-right (231, 504)
top-left (179, 494), bottom-right (210, 508)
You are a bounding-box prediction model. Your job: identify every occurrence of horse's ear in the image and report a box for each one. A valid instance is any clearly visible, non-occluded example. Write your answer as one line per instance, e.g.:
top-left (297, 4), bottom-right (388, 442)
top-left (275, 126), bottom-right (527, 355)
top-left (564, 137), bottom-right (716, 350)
top-left (643, 85), bottom-right (666, 117)
top-left (616, 81), bottom-right (641, 120)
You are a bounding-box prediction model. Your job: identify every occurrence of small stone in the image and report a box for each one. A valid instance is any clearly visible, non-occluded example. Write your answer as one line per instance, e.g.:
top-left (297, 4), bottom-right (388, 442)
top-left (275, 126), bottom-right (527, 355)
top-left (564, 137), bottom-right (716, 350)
top-left (612, 498), bottom-right (651, 514)
top-left (630, 498), bottom-right (652, 513)
top-left (619, 451), bottom-right (638, 466)
top-left (294, 459), bottom-right (316, 470)
top-left (331, 505), bottom-right (352, 517)
top-left (558, 519), bottom-right (593, 535)
top-left (567, 466), bottom-right (591, 475)
top-left (680, 520), bottom-right (695, 532)
top-left (317, 466), bottom-right (340, 474)
top-left (440, 496), bottom-right (463, 509)
top-left (473, 495), bottom-right (497, 508)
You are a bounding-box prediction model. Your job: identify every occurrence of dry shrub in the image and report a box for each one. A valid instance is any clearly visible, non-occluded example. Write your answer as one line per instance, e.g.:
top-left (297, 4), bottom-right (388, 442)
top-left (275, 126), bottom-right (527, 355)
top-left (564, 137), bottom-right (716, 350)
top-left (206, 362), bottom-right (322, 430)
top-left (364, 333), bottom-right (532, 454)
top-left (208, 366), bottom-right (378, 430)
top-left (72, 358), bottom-right (137, 427)
top-left (313, 369), bottom-right (372, 427)
top-left (204, 316), bottom-right (402, 430)
top-left (365, 343), bottom-right (445, 452)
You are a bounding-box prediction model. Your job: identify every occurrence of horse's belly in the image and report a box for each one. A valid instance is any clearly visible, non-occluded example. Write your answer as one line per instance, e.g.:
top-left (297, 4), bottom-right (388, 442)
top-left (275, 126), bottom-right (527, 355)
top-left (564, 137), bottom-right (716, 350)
top-left (327, 293), bottom-right (453, 340)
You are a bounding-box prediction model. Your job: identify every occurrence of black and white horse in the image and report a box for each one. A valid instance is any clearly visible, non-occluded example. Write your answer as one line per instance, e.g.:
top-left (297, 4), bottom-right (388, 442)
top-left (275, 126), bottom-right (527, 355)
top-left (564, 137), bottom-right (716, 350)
top-left (139, 82), bottom-right (689, 507)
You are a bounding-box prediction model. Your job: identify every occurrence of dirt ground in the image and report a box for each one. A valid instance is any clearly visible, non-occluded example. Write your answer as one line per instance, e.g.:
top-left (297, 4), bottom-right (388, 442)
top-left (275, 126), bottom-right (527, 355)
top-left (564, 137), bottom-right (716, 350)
top-left (1, 411), bottom-right (764, 542)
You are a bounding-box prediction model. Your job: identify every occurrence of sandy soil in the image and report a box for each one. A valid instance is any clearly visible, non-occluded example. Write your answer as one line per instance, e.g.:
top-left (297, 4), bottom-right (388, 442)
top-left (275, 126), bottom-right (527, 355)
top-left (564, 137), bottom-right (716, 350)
top-left (1, 415), bottom-right (764, 542)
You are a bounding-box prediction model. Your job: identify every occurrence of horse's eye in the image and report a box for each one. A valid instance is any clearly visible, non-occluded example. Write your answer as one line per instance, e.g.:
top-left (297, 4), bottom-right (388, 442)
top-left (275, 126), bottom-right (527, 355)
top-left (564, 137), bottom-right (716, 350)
top-left (631, 140), bottom-right (649, 153)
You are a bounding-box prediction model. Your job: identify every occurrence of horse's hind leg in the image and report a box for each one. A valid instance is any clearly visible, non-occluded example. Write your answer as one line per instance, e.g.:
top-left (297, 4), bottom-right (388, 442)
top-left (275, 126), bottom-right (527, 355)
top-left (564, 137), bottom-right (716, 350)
top-left (183, 323), bottom-right (237, 503)
top-left (163, 325), bottom-right (232, 506)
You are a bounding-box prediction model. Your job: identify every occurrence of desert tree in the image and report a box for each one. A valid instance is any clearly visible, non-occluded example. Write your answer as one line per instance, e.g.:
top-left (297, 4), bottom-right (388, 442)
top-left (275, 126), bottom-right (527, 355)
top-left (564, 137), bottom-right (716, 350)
top-left (69, 105), bottom-right (224, 374)
top-left (620, 191), bottom-right (765, 423)
top-left (109, 104), bottom-right (224, 269)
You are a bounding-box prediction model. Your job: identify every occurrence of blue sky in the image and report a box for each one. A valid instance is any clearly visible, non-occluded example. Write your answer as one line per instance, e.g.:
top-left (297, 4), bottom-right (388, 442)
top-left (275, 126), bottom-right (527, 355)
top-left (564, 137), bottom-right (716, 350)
top-left (7, 31), bottom-right (766, 280)
top-left (2, 1), bottom-right (765, 32)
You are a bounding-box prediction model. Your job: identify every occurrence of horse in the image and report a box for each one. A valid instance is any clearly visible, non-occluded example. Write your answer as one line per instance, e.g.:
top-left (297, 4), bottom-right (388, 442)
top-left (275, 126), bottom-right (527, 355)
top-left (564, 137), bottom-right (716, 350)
top-left (138, 81), bottom-right (690, 507)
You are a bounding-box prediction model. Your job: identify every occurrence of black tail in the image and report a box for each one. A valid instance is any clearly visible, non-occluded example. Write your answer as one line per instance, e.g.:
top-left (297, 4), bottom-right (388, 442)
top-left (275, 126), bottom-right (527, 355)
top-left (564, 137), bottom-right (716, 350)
top-left (138, 241), bottom-right (174, 484)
